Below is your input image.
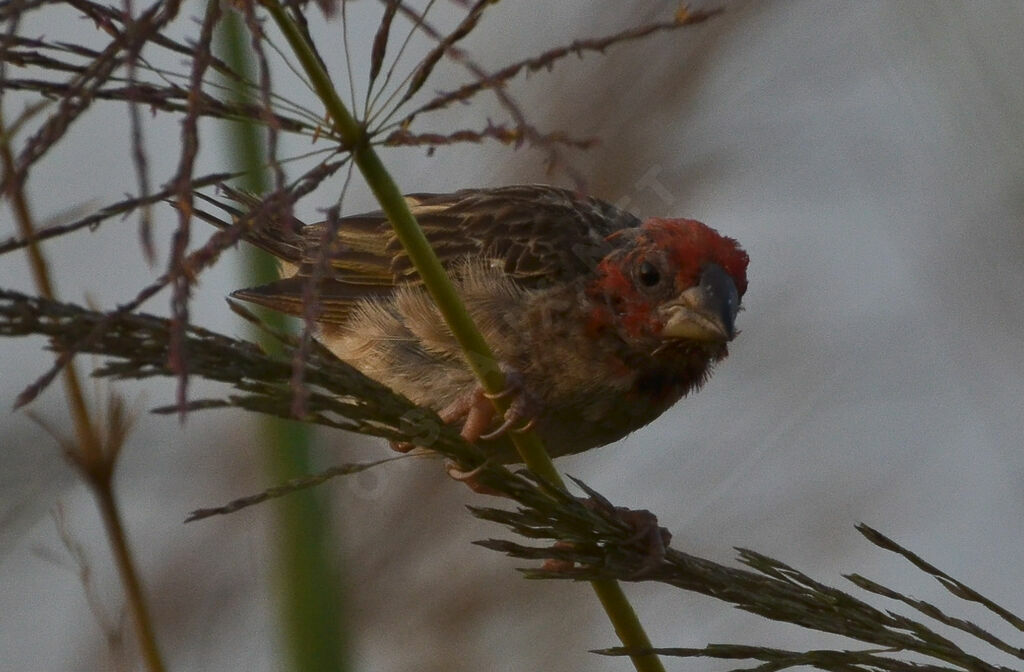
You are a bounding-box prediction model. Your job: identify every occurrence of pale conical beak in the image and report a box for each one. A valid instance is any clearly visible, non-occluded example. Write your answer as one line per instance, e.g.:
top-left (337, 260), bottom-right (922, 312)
top-left (659, 263), bottom-right (740, 342)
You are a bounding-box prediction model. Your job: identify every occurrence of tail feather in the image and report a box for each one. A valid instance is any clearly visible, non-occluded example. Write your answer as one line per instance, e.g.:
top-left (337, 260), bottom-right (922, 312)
top-left (231, 276), bottom-right (385, 325)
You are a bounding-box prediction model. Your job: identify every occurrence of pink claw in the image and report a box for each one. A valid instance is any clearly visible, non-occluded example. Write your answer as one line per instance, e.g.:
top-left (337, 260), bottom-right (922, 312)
top-left (439, 368), bottom-right (539, 444)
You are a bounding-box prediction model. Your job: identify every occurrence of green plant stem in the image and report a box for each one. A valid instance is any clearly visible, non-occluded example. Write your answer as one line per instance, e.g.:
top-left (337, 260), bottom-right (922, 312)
top-left (261, 0), bottom-right (559, 482)
top-left (0, 108), bottom-right (167, 672)
top-left (261, 3), bottom-right (664, 670)
top-left (218, 10), bottom-right (349, 672)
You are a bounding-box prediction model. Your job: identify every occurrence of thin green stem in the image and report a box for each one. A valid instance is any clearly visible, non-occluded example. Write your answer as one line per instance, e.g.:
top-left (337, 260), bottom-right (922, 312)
top-left (262, 0), bottom-right (561, 483)
top-left (260, 3), bottom-right (664, 670)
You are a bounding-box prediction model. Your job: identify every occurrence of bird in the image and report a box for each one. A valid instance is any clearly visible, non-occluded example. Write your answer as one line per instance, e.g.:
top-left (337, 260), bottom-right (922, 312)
top-left (218, 184), bottom-right (749, 464)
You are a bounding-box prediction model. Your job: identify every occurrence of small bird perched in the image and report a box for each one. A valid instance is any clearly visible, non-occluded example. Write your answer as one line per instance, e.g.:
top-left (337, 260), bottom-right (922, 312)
top-left (227, 184), bottom-right (749, 463)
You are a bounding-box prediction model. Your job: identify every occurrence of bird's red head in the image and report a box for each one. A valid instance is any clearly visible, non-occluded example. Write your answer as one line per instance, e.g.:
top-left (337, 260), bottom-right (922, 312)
top-left (587, 218), bottom-right (749, 346)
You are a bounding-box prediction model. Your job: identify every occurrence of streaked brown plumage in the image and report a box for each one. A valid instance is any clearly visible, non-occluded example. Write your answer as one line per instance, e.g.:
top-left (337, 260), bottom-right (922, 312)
top-left (221, 185), bottom-right (750, 462)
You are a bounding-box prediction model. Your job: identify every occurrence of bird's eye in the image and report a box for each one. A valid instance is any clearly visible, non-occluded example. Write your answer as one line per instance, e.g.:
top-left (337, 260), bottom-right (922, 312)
top-left (638, 261), bottom-right (661, 288)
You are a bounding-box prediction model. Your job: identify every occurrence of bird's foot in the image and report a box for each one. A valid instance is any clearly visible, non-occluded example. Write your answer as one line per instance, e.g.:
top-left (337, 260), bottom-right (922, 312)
top-left (479, 369), bottom-right (539, 440)
top-left (443, 459), bottom-right (503, 496)
top-left (438, 367), bottom-right (539, 445)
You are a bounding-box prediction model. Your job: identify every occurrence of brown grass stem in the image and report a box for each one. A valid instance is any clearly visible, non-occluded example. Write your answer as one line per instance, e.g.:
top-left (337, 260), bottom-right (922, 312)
top-left (0, 104), bottom-right (167, 672)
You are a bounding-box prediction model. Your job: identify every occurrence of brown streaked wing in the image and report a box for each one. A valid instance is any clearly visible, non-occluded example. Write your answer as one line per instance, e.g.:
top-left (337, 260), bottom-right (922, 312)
top-left (388, 185), bottom-right (639, 286)
top-left (237, 185), bottom-right (640, 324)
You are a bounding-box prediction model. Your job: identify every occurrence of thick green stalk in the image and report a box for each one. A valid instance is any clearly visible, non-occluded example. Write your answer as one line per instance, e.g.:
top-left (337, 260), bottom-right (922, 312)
top-left (219, 11), bottom-right (349, 672)
top-left (261, 3), bottom-right (664, 670)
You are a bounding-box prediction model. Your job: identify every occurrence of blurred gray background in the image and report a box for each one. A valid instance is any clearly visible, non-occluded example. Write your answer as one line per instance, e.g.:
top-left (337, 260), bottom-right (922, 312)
top-left (2, 1), bottom-right (1023, 670)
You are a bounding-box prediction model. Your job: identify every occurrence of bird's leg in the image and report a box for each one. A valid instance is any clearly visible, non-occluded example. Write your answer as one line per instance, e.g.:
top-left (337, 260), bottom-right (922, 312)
top-left (386, 387), bottom-right (482, 455)
top-left (478, 368), bottom-right (540, 440)
top-left (438, 382), bottom-right (503, 494)
top-left (436, 367), bottom-right (540, 444)
top-left (443, 458), bottom-right (504, 496)
top-left (439, 387), bottom-right (494, 443)
top-left (435, 367), bottom-right (540, 493)
top-left (387, 381), bottom-right (498, 455)
top-left (387, 371), bottom-right (535, 492)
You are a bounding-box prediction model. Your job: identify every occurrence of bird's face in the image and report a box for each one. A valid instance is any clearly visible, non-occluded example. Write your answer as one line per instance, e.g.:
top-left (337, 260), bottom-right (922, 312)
top-left (587, 218), bottom-right (749, 355)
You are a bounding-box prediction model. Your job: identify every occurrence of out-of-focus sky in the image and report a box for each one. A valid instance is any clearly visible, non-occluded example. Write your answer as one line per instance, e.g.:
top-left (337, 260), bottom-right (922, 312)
top-left (2, 2), bottom-right (1023, 671)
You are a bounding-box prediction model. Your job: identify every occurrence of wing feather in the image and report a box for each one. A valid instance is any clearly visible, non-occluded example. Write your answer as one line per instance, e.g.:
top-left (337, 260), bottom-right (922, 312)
top-left (235, 185), bottom-right (639, 324)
